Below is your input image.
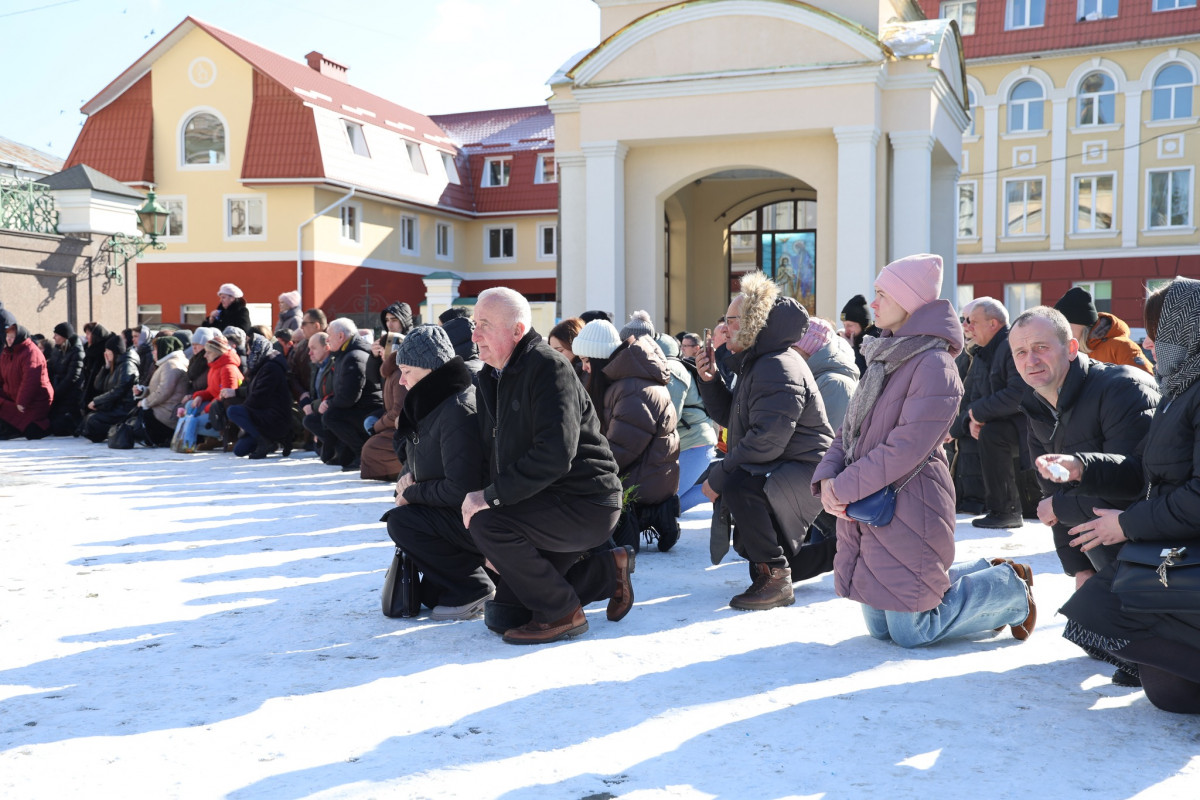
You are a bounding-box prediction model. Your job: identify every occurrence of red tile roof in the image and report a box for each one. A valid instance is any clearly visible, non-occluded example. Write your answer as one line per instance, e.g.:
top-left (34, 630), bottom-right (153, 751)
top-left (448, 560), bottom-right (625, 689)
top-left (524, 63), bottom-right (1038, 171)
top-left (916, 1), bottom-right (1200, 60)
top-left (433, 106), bottom-right (557, 213)
top-left (468, 150), bottom-right (557, 214)
top-left (66, 72), bottom-right (154, 185)
top-left (242, 71), bottom-right (324, 180)
top-left (0, 136), bottom-right (64, 176)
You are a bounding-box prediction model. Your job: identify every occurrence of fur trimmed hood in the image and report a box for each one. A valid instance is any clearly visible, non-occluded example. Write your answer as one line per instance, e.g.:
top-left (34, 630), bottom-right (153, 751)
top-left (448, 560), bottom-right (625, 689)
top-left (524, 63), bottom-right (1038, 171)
top-left (734, 272), bottom-right (780, 352)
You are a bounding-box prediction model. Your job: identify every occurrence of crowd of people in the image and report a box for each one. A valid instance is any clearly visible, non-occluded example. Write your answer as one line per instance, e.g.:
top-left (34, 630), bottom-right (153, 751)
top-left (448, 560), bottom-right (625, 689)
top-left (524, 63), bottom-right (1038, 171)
top-left (2, 265), bottom-right (1198, 713)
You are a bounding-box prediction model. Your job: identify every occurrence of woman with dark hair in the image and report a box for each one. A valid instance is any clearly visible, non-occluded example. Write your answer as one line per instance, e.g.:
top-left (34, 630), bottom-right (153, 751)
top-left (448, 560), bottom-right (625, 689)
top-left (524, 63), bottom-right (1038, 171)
top-left (1048, 277), bottom-right (1200, 713)
top-left (549, 317), bottom-right (586, 382)
top-left (81, 333), bottom-right (140, 443)
top-left (80, 322), bottom-right (110, 410)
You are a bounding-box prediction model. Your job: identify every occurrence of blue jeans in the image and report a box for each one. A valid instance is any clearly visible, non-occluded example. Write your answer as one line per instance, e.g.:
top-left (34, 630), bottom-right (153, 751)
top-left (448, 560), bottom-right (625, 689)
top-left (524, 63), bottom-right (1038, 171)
top-left (195, 412), bottom-right (221, 440)
top-left (678, 445), bottom-right (716, 513)
top-left (227, 404), bottom-right (261, 457)
top-left (860, 558), bottom-right (1030, 648)
top-left (363, 414), bottom-right (381, 433)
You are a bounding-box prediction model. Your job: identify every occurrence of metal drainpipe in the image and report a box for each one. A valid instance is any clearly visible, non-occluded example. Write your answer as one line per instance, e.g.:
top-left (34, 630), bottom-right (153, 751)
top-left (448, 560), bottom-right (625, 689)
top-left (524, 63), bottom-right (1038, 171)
top-left (297, 185), bottom-right (357, 307)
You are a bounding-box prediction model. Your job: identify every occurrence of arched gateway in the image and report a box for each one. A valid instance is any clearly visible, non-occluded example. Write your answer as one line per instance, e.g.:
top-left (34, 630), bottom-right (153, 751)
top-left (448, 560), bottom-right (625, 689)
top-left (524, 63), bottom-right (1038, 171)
top-left (551, 0), bottom-right (969, 332)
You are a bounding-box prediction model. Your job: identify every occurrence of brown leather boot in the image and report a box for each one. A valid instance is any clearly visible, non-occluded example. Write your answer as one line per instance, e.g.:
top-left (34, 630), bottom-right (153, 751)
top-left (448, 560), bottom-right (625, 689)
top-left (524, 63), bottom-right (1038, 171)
top-left (607, 546), bottom-right (636, 622)
top-left (502, 606), bottom-right (588, 645)
top-left (730, 563), bottom-right (795, 611)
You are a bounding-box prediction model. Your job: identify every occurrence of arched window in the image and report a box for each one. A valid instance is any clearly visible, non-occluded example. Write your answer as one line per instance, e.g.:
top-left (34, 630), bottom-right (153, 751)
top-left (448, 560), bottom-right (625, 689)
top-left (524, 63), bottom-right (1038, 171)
top-left (967, 87), bottom-right (978, 136)
top-left (1008, 80), bottom-right (1044, 132)
top-left (1152, 64), bottom-right (1194, 121)
top-left (1077, 72), bottom-right (1116, 126)
top-left (182, 111), bottom-right (226, 165)
top-left (727, 199), bottom-right (818, 313)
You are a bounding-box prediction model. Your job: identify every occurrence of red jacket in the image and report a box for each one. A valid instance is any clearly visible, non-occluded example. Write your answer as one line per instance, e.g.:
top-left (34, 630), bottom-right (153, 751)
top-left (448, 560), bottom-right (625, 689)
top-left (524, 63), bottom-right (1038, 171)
top-left (0, 333), bottom-right (53, 432)
top-left (192, 350), bottom-right (243, 411)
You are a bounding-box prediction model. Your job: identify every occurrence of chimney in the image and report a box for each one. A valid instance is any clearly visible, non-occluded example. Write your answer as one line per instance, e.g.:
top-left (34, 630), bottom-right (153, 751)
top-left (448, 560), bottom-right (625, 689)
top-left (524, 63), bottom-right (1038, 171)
top-left (304, 51), bottom-right (349, 83)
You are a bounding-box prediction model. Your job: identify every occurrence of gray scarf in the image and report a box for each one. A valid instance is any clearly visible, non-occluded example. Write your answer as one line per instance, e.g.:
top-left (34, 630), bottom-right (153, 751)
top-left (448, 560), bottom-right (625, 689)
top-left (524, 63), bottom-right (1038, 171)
top-left (1155, 276), bottom-right (1200, 401)
top-left (842, 333), bottom-right (950, 465)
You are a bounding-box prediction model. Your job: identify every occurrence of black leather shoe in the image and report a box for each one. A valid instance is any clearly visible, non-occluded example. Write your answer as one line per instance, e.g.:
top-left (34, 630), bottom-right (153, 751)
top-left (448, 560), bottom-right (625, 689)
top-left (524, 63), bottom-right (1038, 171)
top-left (972, 514), bottom-right (1024, 529)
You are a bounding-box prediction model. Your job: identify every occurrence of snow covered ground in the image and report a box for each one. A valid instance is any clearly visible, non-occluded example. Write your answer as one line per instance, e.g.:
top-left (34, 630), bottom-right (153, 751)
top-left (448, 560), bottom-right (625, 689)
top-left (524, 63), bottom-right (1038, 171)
top-left (0, 438), bottom-right (1196, 799)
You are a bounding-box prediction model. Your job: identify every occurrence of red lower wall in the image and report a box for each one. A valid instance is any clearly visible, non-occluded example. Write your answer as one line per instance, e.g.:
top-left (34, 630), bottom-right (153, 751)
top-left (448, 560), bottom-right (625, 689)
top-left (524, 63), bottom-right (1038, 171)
top-left (137, 259), bottom-right (558, 326)
top-left (958, 256), bottom-right (1200, 328)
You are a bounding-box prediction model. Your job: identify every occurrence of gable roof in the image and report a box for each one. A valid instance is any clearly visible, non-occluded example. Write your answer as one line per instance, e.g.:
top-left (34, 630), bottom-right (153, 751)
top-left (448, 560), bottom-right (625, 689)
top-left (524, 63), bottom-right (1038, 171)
top-left (37, 164), bottom-right (145, 199)
top-left (80, 17), bottom-right (454, 152)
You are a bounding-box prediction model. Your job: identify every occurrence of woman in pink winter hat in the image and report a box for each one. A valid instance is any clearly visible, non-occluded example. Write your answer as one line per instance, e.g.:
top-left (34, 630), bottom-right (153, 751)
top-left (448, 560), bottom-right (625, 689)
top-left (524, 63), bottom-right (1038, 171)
top-left (811, 252), bottom-right (1037, 648)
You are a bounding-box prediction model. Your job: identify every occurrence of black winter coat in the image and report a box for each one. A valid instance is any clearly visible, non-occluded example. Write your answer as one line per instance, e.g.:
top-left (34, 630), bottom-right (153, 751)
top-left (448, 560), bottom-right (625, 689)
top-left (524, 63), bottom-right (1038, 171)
top-left (394, 358), bottom-right (485, 508)
top-left (476, 330), bottom-right (622, 508)
top-left (950, 344), bottom-right (986, 511)
top-left (205, 298), bottom-right (252, 338)
top-left (954, 326), bottom-right (1029, 465)
top-left (240, 349), bottom-right (294, 442)
top-left (187, 350), bottom-right (209, 394)
top-left (329, 336), bottom-right (382, 412)
top-left (91, 349), bottom-right (140, 414)
top-left (81, 326), bottom-right (110, 406)
top-left (48, 335), bottom-right (85, 409)
top-left (1022, 356), bottom-right (1159, 573)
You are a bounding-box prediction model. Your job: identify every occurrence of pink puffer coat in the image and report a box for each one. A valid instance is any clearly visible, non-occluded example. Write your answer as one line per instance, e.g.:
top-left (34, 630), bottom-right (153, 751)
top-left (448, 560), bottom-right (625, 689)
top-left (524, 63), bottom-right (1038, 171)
top-left (812, 300), bottom-right (964, 613)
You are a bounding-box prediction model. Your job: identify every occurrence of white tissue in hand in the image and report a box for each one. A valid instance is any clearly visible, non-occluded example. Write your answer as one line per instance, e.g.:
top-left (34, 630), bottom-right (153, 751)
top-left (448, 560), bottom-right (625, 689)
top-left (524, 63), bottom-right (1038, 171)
top-left (1048, 463), bottom-right (1070, 482)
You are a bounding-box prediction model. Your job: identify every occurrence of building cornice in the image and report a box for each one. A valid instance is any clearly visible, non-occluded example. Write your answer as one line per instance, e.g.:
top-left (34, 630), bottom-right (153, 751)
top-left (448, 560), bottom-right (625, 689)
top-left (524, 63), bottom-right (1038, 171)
top-left (572, 62), bottom-right (883, 104)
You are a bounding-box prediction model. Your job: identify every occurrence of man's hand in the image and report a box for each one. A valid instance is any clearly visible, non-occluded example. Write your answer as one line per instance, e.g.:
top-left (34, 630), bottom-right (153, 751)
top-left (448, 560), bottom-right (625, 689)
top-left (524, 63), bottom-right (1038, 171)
top-left (88, 401), bottom-right (96, 411)
top-left (302, 404), bottom-right (312, 416)
top-left (820, 478), bottom-right (848, 519)
top-left (1036, 454), bottom-right (1082, 483)
top-left (701, 479), bottom-right (718, 502)
top-left (968, 409), bottom-right (984, 440)
top-left (1069, 508), bottom-right (1127, 553)
top-left (219, 388), bottom-right (236, 399)
top-left (1036, 496), bottom-right (1057, 527)
top-left (462, 490), bottom-right (488, 529)
top-left (695, 346), bottom-right (716, 382)
top-left (394, 473), bottom-right (414, 506)
top-left (370, 341), bottom-right (384, 358)
top-left (318, 399), bottom-right (329, 414)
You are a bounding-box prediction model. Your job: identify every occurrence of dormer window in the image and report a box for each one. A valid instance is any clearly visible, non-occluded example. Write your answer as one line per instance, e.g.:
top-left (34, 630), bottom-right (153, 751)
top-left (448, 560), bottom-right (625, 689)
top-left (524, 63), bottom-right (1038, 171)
top-left (181, 110), bottom-right (226, 166)
top-left (535, 153), bottom-right (557, 184)
top-left (441, 152), bottom-right (461, 185)
top-left (343, 120), bottom-right (370, 157)
top-left (482, 157), bottom-right (511, 188)
top-left (406, 141), bottom-right (427, 174)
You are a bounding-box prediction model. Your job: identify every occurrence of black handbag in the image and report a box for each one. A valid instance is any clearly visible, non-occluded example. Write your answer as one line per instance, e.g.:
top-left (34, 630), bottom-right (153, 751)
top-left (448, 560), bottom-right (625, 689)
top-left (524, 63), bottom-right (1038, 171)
top-left (381, 546), bottom-right (420, 618)
top-left (1111, 542), bottom-right (1200, 613)
top-left (107, 411), bottom-right (145, 450)
top-left (845, 453), bottom-right (934, 527)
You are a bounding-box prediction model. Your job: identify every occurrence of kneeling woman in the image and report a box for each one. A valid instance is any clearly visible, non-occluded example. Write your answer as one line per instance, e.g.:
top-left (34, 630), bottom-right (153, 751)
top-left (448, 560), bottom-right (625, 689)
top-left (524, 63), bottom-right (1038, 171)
top-left (813, 254), bottom-right (1035, 647)
top-left (227, 335), bottom-right (294, 458)
top-left (136, 336), bottom-right (190, 446)
top-left (384, 325), bottom-right (492, 620)
top-left (186, 338), bottom-right (243, 442)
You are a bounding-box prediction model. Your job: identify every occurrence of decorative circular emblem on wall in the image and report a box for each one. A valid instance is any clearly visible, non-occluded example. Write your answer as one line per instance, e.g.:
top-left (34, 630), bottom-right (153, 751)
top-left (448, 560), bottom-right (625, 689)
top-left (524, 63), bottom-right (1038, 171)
top-left (189, 57), bottom-right (217, 88)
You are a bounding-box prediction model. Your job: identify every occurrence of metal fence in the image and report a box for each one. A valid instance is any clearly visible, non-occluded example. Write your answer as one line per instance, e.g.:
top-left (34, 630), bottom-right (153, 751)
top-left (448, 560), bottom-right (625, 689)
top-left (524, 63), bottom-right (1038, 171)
top-left (0, 174), bottom-right (57, 234)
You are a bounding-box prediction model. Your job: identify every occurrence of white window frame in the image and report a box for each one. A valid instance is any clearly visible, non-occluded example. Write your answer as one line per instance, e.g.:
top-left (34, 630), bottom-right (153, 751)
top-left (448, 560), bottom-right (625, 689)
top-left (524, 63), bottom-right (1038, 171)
top-left (482, 157), bottom-right (511, 188)
top-left (441, 152), bottom-right (460, 185)
top-left (535, 153), bottom-right (557, 184)
top-left (224, 194), bottom-right (267, 241)
top-left (181, 304), bottom-right (207, 326)
top-left (1006, 0), bottom-right (1045, 29)
top-left (158, 195), bottom-right (186, 241)
top-left (483, 225), bottom-right (516, 263)
top-left (1005, 283), bottom-right (1043, 318)
top-left (1145, 167), bottom-right (1194, 230)
top-left (1151, 64), bottom-right (1195, 121)
top-left (1154, 0), bottom-right (1196, 11)
top-left (537, 223), bottom-right (557, 260)
top-left (1072, 172), bottom-right (1117, 234)
top-left (435, 221), bottom-right (453, 261)
top-left (342, 120), bottom-right (371, 158)
top-left (1003, 177), bottom-right (1046, 237)
top-left (966, 87), bottom-right (978, 137)
top-left (1078, 0), bottom-right (1119, 20)
top-left (399, 214), bottom-right (419, 256)
top-left (137, 304), bottom-right (163, 326)
top-left (1008, 80), bottom-right (1045, 133)
top-left (1077, 71), bottom-right (1117, 127)
top-left (340, 202), bottom-right (362, 244)
top-left (406, 141), bottom-right (427, 174)
top-left (941, 1), bottom-right (976, 35)
top-left (957, 181), bottom-right (978, 241)
top-left (178, 106), bottom-right (229, 170)
top-left (1073, 279), bottom-right (1114, 313)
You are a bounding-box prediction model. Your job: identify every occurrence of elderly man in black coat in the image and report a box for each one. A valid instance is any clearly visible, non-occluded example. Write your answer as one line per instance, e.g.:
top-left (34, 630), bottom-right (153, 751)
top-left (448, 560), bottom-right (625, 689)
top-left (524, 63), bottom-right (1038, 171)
top-left (464, 287), bottom-right (634, 644)
top-left (695, 272), bottom-right (833, 611)
top-left (318, 317), bottom-right (382, 470)
top-left (1011, 307), bottom-right (1159, 587)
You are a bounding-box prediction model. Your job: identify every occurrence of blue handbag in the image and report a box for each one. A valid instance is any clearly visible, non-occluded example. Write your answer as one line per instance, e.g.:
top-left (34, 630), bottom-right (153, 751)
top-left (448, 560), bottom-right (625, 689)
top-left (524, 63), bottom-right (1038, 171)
top-left (845, 453), bottom-right (934, 527)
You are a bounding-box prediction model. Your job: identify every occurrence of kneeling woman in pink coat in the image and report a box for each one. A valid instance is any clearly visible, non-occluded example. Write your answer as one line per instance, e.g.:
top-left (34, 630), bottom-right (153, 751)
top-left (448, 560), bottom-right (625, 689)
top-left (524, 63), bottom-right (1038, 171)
top-left (812, 254), bottom-right (1036, 647)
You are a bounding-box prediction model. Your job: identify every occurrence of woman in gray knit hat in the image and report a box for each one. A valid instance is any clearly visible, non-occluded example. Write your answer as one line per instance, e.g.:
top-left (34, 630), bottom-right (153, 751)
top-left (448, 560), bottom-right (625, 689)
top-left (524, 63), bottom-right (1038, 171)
top-left (383, 325), bottom-right (493, 621)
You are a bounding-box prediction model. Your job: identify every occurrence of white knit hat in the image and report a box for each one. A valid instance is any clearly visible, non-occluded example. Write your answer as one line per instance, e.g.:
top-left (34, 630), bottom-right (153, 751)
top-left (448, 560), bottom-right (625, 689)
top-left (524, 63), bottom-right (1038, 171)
top-left (572, 319), bottom-right (623, 359)
top-left (217, 283), bottom-right (244, 299)
top-left (191, 327), bottom-right (214, 347)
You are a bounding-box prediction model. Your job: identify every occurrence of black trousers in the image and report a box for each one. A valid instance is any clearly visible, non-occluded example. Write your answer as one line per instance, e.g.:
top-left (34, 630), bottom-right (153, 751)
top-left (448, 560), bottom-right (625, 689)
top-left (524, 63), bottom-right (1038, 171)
top-left (721, 469), bottom-right (787, 568)
top-left (303, 410), bottom-right (340, 463)
top-left (470, 492), bottom-right (619, 622)
top-left (1052, 521), bottom-right (1122, 576)
top-left (978, 416), bottom-right (1021, 516)
top-left (140, 409), bottom-right (176, 447)
top-left (322, 404), bottom-right (375, 458)
top-left (387, 504), bottom-right (493, 607)
top-left (1115, 638), bottom-right (1200, 714)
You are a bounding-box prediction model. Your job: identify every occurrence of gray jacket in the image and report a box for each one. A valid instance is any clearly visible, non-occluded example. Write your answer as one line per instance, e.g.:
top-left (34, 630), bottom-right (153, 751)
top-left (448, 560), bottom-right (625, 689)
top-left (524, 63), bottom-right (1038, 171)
top-left (803, 335), bottom-right (858, 435)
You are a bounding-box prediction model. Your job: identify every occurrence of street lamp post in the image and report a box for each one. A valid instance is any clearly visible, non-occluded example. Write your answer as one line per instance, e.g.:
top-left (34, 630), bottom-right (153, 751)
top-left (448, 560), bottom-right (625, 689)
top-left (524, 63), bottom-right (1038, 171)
top-left (103, 187), bottom-right (170, 285)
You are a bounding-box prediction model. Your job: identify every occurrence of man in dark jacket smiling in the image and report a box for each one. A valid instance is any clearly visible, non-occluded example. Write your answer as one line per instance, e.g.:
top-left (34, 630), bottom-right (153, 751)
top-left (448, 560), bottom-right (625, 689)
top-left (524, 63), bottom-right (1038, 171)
top-left (464, 287), bottom-right (632, 645)
top-left (1011, 306), bottom-right (1159, 587)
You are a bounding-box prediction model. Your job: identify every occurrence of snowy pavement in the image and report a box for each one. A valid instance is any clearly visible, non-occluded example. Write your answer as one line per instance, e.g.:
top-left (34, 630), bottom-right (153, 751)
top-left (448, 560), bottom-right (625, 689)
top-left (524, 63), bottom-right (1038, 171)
top-left (0, 438), bottom-right (1196, 799)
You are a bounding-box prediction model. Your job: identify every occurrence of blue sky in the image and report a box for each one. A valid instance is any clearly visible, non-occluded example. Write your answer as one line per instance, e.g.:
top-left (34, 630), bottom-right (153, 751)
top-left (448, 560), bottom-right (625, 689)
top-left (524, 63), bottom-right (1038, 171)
top-left (1, 0), bottom-right (600, 160)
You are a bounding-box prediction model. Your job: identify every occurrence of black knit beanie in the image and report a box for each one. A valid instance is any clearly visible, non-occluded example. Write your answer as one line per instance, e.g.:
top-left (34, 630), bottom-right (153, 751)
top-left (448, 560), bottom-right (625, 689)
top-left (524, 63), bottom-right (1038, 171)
top-left (104, 332), bottom-right (126, 357)
top-left (54, 322), bottom-right (75, 338)
top-left (840, 295), bottom-right (871, 328)
top-left (1054, 287), bottom-right (1099, 327)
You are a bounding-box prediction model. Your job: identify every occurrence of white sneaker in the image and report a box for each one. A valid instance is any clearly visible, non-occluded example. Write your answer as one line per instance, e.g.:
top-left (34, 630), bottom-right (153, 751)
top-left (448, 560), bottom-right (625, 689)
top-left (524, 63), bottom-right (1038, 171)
top-left (430, 591), bottom-right (495, 621)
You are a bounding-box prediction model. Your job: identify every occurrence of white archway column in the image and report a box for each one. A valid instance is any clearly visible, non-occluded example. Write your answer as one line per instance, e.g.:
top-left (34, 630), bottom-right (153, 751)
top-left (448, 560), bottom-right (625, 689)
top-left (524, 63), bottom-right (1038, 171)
top-left (556, 152), bottom-right (586, 316)
top-left (582, 141), bottom-right (628, 318)
top-left (890, 131), bottom-right (935, 259)
top-left (981, 99), bottom-right (1000, 253)
top-left (833, 125), bottom-right (880, 312)
top-left (1050, 96), bottom-right (1069, 250)
top-left (931, 161), bottom-right (961, 304)
top-left (1122, 89), bottom-right (1142, 249)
